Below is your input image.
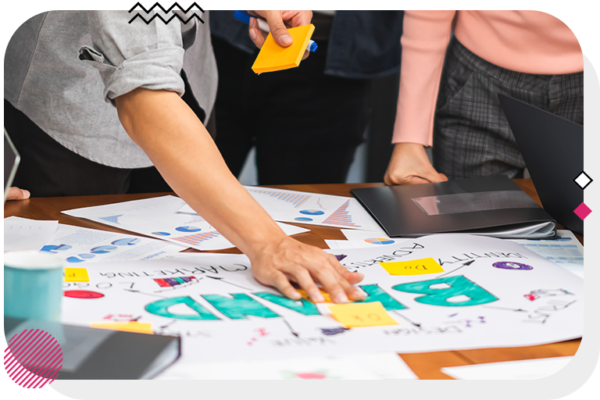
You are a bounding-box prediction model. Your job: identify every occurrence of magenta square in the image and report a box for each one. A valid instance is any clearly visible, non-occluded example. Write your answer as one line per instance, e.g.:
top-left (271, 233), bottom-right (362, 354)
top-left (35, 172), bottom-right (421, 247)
top-left (574, 203), bottom-right (592, 220)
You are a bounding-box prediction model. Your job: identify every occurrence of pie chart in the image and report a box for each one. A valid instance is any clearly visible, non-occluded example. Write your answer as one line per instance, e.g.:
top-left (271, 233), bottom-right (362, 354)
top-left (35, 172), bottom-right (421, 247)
top-left (90, 245), bottom-right (117, 254)
top-left (364, 238), bottom-right (396, 245)
top-left (79, 254), bottom-right (95, 259)
top-left (300, 210), bottom-right (325, 216)
top-left (112, 238), bottom-right (141, 246)
top-left (295, 217), bottom-right (313, 222)
top-left (66, 257), bottom-right (85, 263)
top-left (152, 232), bottom-right (171, 236)
top-left (41, 244), bottom-right (72, 253)
top-left (175, 226), bottom-right (202, 233)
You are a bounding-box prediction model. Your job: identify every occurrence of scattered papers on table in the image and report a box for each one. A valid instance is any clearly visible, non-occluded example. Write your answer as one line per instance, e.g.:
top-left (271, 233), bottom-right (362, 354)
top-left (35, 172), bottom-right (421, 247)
top-left (61, 235), bottom-right (583, 364)
top-left (251, 24), bottom-right (315, 74)
top-left (4, 217), bottom-right (58, 252)
top-left (63, 196), bottom-right (309, 251)
top-left (178, 187), bottom-right (382, 231)
top-left (41, 223), bottom-right (185, 264)
top-left (441, 356), bottom-right (573, 380)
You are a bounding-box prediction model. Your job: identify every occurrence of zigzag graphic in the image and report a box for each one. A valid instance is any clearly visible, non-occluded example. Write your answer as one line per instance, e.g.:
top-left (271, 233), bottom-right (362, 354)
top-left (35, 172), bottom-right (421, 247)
top-left (128, 2), bottom-right (205, 24)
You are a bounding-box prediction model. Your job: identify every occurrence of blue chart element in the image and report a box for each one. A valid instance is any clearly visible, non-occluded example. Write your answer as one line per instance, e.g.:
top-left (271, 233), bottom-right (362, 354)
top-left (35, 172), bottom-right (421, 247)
top-left (175, 226), bottom-right (202, 233)
top-left (299, 210), bottom-right (325, 216)
top-left (152, 232), bottom-right (171, 236)
top-left (67, 257), bottom-right (85, 263)
top-left (111, 238), bottom-right (141, 246)
top-left (99, 214), bottom-right (123, 224)
top-left (41, 244), bottom-right (72, 253)
top-left (90, 245), bottom-right (118, 254)
top-left (295, 217), bottom-right (313, 222)
top-left (78, 254), bottom-right (95, 259)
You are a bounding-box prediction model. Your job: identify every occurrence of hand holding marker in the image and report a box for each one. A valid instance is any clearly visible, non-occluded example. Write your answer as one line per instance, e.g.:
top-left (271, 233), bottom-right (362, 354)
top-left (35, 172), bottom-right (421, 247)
top-left (234, 11), bottom-right (318, 52)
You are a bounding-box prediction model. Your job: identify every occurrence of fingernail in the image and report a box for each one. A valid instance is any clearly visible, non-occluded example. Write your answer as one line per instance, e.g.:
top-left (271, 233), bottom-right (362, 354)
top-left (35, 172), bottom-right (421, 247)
top-left (352, 290), bottom-right (365, 301)
top-left (250, 29), bottom-right (257, 40)
top-left (290, 290), bottom-right (301, 300)
top-left (312, 292), bottom-right (325, 303)
top-left (22, 190), bottom-right (30, 198)
top-left (280, 35), bottom-right (293, 45)
top-left (334, 293), bottom-right (349, 304)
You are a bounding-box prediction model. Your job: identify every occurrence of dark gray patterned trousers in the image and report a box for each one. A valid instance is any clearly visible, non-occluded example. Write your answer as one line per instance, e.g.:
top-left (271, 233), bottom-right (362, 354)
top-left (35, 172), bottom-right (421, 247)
top-left (433, 36), bottom-right (583, 179)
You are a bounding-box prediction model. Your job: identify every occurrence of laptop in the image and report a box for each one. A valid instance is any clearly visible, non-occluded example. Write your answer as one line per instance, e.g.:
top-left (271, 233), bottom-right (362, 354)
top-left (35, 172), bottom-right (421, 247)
top-left (498, 94), bottom-right (583, 235)
top-left (4, 129), bottom-right (21, 203)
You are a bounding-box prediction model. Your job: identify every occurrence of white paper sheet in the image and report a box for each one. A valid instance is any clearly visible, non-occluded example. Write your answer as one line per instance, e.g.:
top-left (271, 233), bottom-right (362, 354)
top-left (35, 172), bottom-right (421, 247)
top-left (42, 224), bottom-right (186, 264)
top-left (63, 196), bottom-right (309, 251)
top-left (61, 235), bottom-right (583, 364)
top-left (441, 357), bottom-right (573, 380)
top-left (511, 230), bottom-right (583, 278)
top-left (4, 217), bottom-right (58, 252)
top-left (155, 352), bottom-right (416, 380)
top-left (178, 187), bottom-right (382, 231)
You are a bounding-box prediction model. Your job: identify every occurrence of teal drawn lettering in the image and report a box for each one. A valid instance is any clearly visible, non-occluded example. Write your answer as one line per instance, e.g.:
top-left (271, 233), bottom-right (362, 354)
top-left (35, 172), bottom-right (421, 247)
top-left (202, 293), bottom-right (280, 319)
top-left (254, 292), bottom-right (320, 316)
top-left (145, 296), bottom-right (220, 320)
top-left (392, 276), bottom-right (498, 307)
top-left (357, 284), bottom-right (407, 310)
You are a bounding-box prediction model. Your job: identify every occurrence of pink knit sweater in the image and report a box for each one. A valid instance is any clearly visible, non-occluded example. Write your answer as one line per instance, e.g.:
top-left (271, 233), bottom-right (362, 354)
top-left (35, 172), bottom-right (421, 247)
top-left (392, 11), bottom-right (583, 146)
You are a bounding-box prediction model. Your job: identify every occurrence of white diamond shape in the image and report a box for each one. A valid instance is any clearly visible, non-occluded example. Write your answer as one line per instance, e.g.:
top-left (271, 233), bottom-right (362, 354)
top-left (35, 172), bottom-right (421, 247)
top-left (574, 172), bottom-right (592, 189)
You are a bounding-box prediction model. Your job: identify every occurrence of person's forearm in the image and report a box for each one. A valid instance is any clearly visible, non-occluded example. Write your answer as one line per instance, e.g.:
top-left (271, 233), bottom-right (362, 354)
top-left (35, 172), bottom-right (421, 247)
top-left (115, 88), bottom-right (285, 258)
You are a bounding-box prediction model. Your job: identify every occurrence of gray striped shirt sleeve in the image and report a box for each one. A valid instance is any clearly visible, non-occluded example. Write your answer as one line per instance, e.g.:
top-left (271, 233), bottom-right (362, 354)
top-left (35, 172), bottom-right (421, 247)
top-left (78, 10), bottom-right (185, 104)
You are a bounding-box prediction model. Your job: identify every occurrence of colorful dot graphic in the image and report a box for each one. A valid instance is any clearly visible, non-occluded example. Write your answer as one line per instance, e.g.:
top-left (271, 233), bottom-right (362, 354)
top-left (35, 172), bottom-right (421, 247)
top-left (4, 329), bottom-right (63, 388)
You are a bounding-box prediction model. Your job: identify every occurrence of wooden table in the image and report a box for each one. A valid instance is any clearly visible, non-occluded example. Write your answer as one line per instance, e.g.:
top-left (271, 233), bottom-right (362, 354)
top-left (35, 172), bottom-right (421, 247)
top-left (4, 179), bottom-right (581, 379)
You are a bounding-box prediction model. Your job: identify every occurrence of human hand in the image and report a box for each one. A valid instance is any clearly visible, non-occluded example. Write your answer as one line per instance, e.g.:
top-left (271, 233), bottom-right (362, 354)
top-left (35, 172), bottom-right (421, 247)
top-left (247, 10), bottom-right (312, 60)
top-left (248, 236), bottom-right (365, 304)
top-left (384, 143), bottom-right (448, 185)
top-left (6, 187), bottom-right (31, 201)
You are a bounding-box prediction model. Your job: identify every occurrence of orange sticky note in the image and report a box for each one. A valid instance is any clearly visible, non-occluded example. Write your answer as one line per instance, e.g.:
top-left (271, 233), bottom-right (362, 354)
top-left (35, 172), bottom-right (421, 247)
top-left (90, 321), bottom-right (153, 334)
top-left (327, 302), bottom-right (399, 328)
top-left (251, 24), bottom-right (315, 74)
top-left (64, 268), bottom-right (89, 282)
top-left (297, 288), bottom-right (332, 303)
top-left (379, 258), bottom-right (444, 276)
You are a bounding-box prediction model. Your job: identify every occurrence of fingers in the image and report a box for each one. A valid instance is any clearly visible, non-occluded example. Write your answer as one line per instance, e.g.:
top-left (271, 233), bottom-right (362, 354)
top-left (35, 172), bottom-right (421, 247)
top-left (285, 267), bottom-right (324, 303)
top-left (263, 11), bottom-right (293, 47)
top-left (6, 187), bottom-right (30, 201)
top-left (268, 271), bottom-right (302, 300)
top-left (328, 255), bottom-right (364, 285)
top-left (439, 173), bottom-right (449, 181)
top-left (248, 18), bottom-right (266, 48)
top-left (302, 49), bottom-right (310, 60)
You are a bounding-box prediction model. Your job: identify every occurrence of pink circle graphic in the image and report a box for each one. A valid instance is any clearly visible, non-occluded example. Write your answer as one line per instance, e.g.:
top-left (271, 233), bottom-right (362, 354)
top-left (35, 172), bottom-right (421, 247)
top-left (4, 329), bottom-right (63, 388)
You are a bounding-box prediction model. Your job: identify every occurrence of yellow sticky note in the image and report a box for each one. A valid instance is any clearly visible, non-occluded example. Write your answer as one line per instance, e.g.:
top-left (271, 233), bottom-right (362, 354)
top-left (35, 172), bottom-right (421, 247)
top-left (297, 288), bottom-right (332, 303)
top-left (327, 302), bottom-right (399, 328)
top-left (90, 321), bottom-right (153, 335)
top-left (251, 24), bottom-right (315, 74)
top-left (64, 268), bottom-right (89, 282)
top-left (379, 258), bottom-right (444, 276)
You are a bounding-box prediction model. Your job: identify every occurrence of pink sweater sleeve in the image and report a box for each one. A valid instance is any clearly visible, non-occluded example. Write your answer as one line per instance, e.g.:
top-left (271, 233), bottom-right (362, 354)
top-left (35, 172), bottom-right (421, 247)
top-left (392, 11), bottom-right (456, 146)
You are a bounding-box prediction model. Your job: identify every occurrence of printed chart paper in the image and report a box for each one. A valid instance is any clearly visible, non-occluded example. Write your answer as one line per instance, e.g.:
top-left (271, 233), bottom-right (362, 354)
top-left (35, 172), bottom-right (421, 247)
top-left (61, 235), bottom-right (583, 365)
top-left (4, 217), bottom-right (58, 252)
top-left (41, 224), bottom-right (185, 264)
top-left (63, 196), bottom-right (309, 251)
top-left (441, 357), bottom-right (573, 380)
top-left (178, 187), bottom-right (382, 231)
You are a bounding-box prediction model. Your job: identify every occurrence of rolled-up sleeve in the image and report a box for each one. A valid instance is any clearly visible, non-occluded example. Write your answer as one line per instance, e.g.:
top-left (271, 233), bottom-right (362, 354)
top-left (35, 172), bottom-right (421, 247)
top-left (79, 11), bottom-right (185, 103)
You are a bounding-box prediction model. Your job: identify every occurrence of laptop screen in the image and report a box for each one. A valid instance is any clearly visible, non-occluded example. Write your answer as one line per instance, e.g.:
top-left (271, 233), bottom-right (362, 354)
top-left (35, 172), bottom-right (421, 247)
top-left (4, 129), bottom-right (21, 203)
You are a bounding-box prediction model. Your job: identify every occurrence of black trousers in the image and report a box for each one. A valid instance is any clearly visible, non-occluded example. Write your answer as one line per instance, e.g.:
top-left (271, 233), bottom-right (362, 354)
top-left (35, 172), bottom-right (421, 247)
top-left (3, 71), bottom-right (214, 197)
top-left (212, 36), bottom-right (373, 185)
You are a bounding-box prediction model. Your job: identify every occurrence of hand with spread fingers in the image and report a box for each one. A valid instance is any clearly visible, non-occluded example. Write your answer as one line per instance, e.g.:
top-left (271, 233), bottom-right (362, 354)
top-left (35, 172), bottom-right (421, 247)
top-left (249, 235), bottom-right (365, 304)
